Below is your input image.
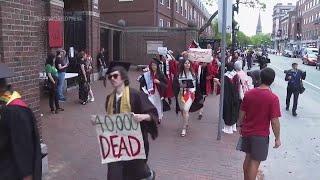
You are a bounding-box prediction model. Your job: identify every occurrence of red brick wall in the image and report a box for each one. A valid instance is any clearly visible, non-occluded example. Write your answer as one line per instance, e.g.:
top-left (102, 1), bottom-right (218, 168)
top-left (0, 0), bottom-right (48, 137)
top-left (100, 0), bottom-right (155, 26)
top-left (123, 28), bottom-right (197, 65)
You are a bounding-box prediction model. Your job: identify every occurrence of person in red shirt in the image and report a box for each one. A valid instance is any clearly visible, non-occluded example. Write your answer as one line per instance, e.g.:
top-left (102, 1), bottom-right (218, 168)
top-left (239, 67), bottom-right (281, 180)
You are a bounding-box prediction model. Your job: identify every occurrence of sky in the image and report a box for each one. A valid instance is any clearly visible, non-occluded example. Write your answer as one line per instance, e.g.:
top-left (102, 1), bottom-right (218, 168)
top-left (205, 0), bottom-right (295, 36)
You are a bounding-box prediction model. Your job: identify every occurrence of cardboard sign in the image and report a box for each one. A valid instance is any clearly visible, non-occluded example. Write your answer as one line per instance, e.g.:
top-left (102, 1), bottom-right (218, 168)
top-left (187, 48), bottom-right (213, 62)
top-left (92, 112), bottom-right (146, 164)
top-left (158, 47), bottom-right (168, 55)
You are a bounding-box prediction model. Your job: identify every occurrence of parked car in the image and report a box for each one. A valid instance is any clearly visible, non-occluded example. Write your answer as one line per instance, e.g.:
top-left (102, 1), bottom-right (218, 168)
top-left (282, 50), bottom-right (296, 58)
top-left (302, 48), bottom-right (319, 65)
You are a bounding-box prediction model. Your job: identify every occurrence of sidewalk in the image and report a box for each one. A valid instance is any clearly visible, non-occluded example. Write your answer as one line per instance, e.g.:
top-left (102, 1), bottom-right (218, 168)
top-left (41, 70), bottom-right (244, 180)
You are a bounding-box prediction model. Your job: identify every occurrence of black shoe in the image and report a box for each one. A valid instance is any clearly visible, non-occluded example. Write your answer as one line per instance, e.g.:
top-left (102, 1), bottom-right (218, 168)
top-left (286, 107), bottom-right (289, 111)
top-left (292, 112), bottom-right (297, 116)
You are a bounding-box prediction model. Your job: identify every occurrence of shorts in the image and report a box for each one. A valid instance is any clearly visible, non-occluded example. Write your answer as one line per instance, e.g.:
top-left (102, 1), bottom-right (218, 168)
top-left (239, 136), bottom-right (269, 161)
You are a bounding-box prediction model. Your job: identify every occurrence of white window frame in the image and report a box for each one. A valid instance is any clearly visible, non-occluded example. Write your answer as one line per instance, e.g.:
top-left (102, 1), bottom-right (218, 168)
top-left (160, 0), bottom-right (164, 5)
top-left (185, 1), bottom-right (188, 18)
top-left (180, 0), bottom-right (183, 15)
top-left (176, 0), bottom-right (179, 12)
top-left (159, 19), bottom-right (164, 27)
top-left (168, 0), bottom-right (170, 8)
top-left (167, 21), bottom-right (170, 27)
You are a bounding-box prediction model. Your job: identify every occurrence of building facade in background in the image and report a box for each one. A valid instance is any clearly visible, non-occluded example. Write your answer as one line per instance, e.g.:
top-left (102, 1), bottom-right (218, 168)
top-left (272, 0), bottom-right (320, 52)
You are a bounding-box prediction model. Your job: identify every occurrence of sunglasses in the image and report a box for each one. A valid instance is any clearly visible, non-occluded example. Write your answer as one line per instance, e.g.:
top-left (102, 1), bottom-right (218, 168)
top-left (108, 73), bottom-right (120, 80)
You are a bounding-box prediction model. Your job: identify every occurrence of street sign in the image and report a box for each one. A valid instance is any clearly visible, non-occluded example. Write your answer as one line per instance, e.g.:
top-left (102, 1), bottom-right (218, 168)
top-left (218, 0), bottom-right (232, 33)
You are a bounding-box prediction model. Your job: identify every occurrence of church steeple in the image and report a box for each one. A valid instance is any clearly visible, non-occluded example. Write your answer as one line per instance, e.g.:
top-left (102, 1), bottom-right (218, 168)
top-left (256, 12), bottom-right (262, 34)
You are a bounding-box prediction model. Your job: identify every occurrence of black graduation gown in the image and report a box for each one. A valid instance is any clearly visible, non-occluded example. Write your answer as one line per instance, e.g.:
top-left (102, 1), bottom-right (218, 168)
top-left (138, 71), bottom-right (170, 112)
top-left (105, 88), bottom-right (158, 180)
top-left (223, 74), bottom-right (241, 126)
top-left (0, 104), bottom-right (42, 180)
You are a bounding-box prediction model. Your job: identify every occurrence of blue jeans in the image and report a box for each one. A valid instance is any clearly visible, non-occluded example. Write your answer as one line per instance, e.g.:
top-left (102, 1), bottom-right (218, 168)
top-left (58, 72), bottom-right (66, 100)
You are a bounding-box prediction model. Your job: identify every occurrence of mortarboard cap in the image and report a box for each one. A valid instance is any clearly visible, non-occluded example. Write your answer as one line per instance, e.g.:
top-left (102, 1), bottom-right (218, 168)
top-left (151, 57), bottom-right (161, 65)
top-left (106, 61), bottom-right (131, 75)
top-left (0, 63), bottom-right (15, 79)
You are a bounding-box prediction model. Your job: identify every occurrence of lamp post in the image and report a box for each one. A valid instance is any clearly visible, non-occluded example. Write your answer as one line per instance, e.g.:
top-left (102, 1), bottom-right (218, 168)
top-left (231, 0), bottom-right (240, 54)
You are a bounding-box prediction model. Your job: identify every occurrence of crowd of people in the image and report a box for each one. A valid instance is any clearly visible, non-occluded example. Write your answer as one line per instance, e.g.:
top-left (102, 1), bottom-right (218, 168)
top-left (0, 40), bottom-right (288, 180)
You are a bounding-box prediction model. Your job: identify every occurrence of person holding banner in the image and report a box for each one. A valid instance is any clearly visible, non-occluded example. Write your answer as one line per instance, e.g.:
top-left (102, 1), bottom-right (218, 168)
top-left (176, 59), bottom-right (196, 137)
top-left (103, 61), bottom-right (158, 180)
top-left (138, 58), bottom-right (168, 125)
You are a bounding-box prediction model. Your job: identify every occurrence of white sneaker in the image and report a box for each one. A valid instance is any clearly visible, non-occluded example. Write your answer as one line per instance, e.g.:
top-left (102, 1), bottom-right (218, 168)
top-left (232, 124), bottom-right (237, 132)
top-left (222, 125), bottom-right (233, 134)
top-left (90, 97), bottom-right (95, 102)
top-left (181, 129), bottom-right (186, 137)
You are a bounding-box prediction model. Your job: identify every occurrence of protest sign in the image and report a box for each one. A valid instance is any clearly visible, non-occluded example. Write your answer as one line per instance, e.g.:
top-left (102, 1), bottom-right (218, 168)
top-left (187, 48), bottom-right (213, 63)
top-left (157, 47), bottom-right (167, 55)
top-left (92, 112), bottom-right (146, 164)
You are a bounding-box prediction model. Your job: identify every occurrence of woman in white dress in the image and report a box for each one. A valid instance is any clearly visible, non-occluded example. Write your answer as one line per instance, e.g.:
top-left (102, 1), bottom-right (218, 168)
top-left (138, 58), bottom-right (168, 124)
top-left (177, 59), bottom-right (196, 137)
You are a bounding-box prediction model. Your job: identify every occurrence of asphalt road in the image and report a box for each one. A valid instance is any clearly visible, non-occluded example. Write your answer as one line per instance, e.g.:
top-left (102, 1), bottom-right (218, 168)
top-left (260, 54), bottom-right (320, 180)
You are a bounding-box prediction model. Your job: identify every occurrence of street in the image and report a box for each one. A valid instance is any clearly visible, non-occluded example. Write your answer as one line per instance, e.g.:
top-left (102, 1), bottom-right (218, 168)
top-left (260, 54), bottom-right (320, 180)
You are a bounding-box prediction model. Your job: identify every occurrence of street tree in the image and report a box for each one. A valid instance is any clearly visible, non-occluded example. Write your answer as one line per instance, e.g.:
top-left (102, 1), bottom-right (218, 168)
top-left (199, 0), bottom-right (266, 35)
top-left (250, 33), bottom-right (272, 48)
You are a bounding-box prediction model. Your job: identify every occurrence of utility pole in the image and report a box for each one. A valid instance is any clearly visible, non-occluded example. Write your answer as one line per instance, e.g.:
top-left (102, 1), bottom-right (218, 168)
top-left (217, 0), bottom-right (227, 141)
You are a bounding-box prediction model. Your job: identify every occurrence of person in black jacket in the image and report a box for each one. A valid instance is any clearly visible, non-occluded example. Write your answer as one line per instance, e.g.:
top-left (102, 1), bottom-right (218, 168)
top-left (0, 64), bottom-right (42, 180)
top-left (285, 62), bottom-right (306, 116)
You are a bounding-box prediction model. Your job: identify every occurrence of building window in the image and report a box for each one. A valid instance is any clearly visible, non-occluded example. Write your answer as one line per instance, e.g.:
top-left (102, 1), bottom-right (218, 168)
top-left (159, 19), bottom-right (164, 27)
top-left (185, 1), bottom-right (188, 18)
top-left (167, 21), bottom-right (170, 27)
top-left (175, 0), bottom-right (179, 12)
top-left (168, 0), bottom-right (171, 8)
top-left (160, 0), bottom-right (164, 5)
top-left (180, 0), bottom-right (183, 15)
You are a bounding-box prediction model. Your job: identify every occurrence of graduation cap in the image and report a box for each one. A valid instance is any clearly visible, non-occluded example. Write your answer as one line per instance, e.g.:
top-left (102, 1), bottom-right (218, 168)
top-left (0, 63), bottom-right (15, 79)
top-left (151, 57), bottom-right (161, 65)
top-left (106, 61), bottom-right (131, 75)
top-left (104, 61), bottom-right (131, 87)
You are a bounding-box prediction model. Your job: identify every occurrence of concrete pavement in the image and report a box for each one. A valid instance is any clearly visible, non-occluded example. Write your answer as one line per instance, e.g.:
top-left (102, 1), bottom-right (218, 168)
top-left (41, 70), bottom-right (244, 180)
top-left (259, 54), bottom-right (320, 180)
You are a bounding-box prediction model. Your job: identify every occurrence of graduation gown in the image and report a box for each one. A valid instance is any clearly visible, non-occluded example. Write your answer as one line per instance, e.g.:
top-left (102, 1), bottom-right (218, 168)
top-left (0, 97), bottom-right (42, 180)
top-left (160, 60), bottom-right (177, 98)
top-left (222, 71), bottom-right (241, 126)
top-left (105, 88), bottom-right (158, 180)
top-left (138, 71), bottom-right (170, 112)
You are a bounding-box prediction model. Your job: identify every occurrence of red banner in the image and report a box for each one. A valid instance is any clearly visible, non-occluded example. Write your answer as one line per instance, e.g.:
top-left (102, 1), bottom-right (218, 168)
top-left (48, 20), bottom-right (63, 48)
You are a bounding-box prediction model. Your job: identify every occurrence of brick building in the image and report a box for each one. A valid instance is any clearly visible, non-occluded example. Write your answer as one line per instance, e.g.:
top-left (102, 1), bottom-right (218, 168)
top-left (0, 0), bottom-right (212, 154)
top-left (272, 0), bottom-right (320, 52)
top-left (100, 0), bottom-right (213, 65)
top-left (271, 3), bottom-right (295, 51)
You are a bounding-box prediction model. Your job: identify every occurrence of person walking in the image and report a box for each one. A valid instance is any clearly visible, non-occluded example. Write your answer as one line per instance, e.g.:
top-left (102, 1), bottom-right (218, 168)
top-left (97, 48), bottom-right (106, 80)
top-left (176, 59), bottom-right (196, 137)
top-left (238, 67), bottom-right (281, 180)
top-left (45, 54), bottom-right (64, 113)
top-left (101, 61), bottom-right (158, 180)
top-left (55, 49), bottom-right (68, 102)
top-left (285, 62), bottom-right (306, 116)
top-left (0, 63), bottom-right (42, 180)
top-left (246, 50), bottom-right (253, 70)
top-left (138, 58), bottom-right (168, 124)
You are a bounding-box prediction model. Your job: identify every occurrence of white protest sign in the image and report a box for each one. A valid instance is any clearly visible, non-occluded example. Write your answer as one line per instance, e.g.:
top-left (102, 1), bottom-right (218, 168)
top-left (157, 47), bottom-right (167, 55)
top-left (92, 112), bottom-right (146, 164)
top-left (187, 48), bottom-right (213, 63)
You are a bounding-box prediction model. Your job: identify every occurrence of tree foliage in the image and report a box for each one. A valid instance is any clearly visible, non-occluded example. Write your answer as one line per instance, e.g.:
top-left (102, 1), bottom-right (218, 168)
top-left (249, 33), bottom-right (272, 47)
top-left (212, 19), bottom-right (232, 46)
